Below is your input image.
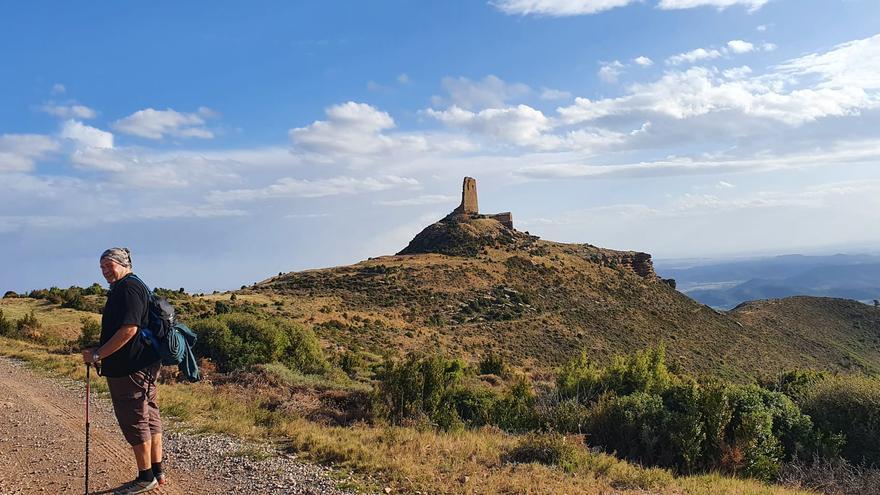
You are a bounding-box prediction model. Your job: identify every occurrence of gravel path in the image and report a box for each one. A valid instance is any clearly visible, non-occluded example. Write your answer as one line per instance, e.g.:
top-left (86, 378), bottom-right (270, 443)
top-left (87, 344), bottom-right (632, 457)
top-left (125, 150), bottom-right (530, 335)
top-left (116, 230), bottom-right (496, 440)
top-left (0, 357), bottom-right (363, 495)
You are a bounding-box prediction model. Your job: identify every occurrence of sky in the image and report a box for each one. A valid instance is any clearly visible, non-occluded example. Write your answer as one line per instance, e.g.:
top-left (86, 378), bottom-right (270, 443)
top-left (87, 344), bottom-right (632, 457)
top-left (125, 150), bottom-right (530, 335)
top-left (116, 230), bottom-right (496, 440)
top-left (2, 0), bottom-right (879, 292)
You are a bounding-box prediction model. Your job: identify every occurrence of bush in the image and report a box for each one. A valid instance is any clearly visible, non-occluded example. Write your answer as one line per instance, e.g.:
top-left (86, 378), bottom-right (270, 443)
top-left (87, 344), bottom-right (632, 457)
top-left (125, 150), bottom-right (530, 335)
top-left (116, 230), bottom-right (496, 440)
top-left (279, 320), bottom-right (328, 374)
top-left (764, 370), bottom-right (828, 405)
top-left (449, 386), bottom-right (497, 427)
top-left (78, 317), bottom-right (101, 348)
top-left (83, 283), bottom-right (105, 296)
top-left (191, 313), bottom-right (327, 374)
top-left (61, 291), bottom-right (88, 311)
top-left (338, 351), bottom-right (364, 378)
top-left (585, 392), bottom-right (666, 466)
top-left (375, 353), bottom-right (465, 427)
top-left (16, 311), bottom-right (41, 336)
top-left (491, 376), bottom-right (538, 432)
top-left (0, 309), bottom-right (15, 336)
top-left (478, 351), bottom-right (507, 377)
top-left (3, 290), bottom-right (19, 298)
top-left (802, 375), bottom-right (880, 466)
top-left (557, 346), bottom-right (673, 405)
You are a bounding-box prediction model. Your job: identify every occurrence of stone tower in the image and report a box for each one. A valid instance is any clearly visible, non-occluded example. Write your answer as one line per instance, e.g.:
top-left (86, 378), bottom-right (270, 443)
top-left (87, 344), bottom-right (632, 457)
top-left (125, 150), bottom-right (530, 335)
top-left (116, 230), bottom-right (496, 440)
top-left (454, 177), bottom-right (479, 214)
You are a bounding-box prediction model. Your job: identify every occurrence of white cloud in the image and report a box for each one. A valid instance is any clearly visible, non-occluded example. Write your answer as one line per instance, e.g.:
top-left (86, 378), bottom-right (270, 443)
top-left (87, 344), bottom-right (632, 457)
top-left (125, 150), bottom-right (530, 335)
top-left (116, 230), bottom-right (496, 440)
top-left (51, 83), bottom-right (66, 95)
top-left (775, 34), bottom-right (880, 91)
top-left (60, 120), bottom-right (114, 149)
top-left (516, 139), bottom-right (880, 180)
top-left (0, 134), bottom-right (59, 172)
top-left (40, 103), bottom-right (97, 120)
top-left (762, 42), bottom-right (777, 52)
top-left (557, 51), bottom-right (877, 127)
top-left (113, 107), bottom-right (217, 140)
top-left (727, 40), bottom-right (755, 54)
top-left (756, 24), bottom-right (769, 32)
top-left (209, 175), bottom-right (419, 202)
top-left (666, 48), bottom-right (722, 66)
top-left (491, 0), bottom-right (768, 16)
top-left (540, 87), bottom-right (573, 100)
top-left (717, 180), bottom-right (736, 188)
top-left (598, 60), bottom-right (626, 83)
top-left (70, 147), bottom-right (128, 172)
top-left (491, 0), bottom-right (636, 16)
top-left (657, 0), bottom-right (769, 11)
top-left (634, 56), bottom-right (654, 67)
top-left (398, 73), bottom-right (411, 84)
top-left (291, 101), bottom-right (429, 157)
top-left (376, 194), bottom-right (457, 206)
top-left (437, 75), bottom-right (531, 110)
top-left (722, 65), bottom-right (753, 79)
top-left (425, 104), bottom-right (556, 148)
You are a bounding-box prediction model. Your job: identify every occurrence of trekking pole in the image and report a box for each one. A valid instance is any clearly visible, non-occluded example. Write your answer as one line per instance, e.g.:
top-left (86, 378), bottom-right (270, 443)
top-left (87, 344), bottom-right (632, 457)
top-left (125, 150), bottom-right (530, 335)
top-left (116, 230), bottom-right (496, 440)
top-left (85, 363), bottom-right (91, 495)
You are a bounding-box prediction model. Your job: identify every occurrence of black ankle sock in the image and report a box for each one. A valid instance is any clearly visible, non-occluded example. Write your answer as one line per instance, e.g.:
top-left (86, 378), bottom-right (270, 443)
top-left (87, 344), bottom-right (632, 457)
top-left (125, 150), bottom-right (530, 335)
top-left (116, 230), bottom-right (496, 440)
top-left (152, 461), bottom-right (163, 476)
top-left (138, 468), bottom-right (155, 482)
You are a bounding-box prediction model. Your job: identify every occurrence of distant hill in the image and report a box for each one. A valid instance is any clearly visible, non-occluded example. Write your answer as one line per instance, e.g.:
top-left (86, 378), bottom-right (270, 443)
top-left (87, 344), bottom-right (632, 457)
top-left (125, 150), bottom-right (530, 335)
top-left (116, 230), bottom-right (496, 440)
top-left (657, 254), bottom-right (880, 309)
top-left (243, 180), bottom-right (880, 381)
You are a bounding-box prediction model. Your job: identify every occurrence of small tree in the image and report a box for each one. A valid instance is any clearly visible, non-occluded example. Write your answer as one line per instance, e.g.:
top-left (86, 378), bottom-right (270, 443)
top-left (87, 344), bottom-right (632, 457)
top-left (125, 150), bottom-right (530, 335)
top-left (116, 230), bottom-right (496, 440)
top-left (0, 309), bottom-right (15, 336)
top-left (78, 317), bottom-right (101, 347)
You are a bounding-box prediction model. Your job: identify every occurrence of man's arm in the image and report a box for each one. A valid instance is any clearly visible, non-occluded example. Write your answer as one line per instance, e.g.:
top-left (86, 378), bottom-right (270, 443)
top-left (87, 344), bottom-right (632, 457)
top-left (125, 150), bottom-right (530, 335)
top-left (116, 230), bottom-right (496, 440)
top-left (81, 324), bottom-right (138, 363)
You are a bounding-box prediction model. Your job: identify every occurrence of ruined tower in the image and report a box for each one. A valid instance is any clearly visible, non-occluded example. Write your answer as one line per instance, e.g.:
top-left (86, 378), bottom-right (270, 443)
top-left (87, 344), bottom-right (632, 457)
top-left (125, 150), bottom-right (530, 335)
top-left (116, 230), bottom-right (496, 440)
top-left (449, 176), bottom-right (513, 229)
top-left (453, 176), bottom-right (479, 214)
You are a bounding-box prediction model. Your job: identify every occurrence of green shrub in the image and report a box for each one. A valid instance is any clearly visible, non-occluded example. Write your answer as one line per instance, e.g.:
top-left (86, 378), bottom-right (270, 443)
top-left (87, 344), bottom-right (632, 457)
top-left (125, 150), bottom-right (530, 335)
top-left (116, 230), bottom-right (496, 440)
top-left (16, 311), bottom-right (41, 335)
top-left (375, 353), bottom-right (464, 427)
top-left (278, 320), bottom-right (328, 374)
top-left (191, 313), bottom-right (327, 374)
top-left (61, 291), bottom-right (88, 311)
top-left (83, 283), bottom-right (105, 296)
top-left (491, 376), bottom-right (538, 432)
top-left (478, 351), bottom-right (507, 377)
top-left (802, 375), bottom-right (880, 466)
top-left (661, 381), bottom-right (705, 473)
top-left (338, 351), bottom-right (364, 378)
top-left (78, 317), bottom-right (101, 347)
top-left (540, 397), bottom-right (591, 434)
top-left (764, 370), bottom-right (828, 405)
top-left (0, 309), bottom-right (15, 336)
top-left (449, 386), bottom-right (498, 427)
top-left (557, 346), bottom-right (674, 405)
top-left (585, 392), bottom-right (666, 466)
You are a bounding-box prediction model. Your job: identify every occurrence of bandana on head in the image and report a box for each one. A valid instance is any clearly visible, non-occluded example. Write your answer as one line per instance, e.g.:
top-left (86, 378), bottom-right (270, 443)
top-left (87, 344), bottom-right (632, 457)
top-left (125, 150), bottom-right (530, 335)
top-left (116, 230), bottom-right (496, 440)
top-left (100, 247), bottom-right (132, 269)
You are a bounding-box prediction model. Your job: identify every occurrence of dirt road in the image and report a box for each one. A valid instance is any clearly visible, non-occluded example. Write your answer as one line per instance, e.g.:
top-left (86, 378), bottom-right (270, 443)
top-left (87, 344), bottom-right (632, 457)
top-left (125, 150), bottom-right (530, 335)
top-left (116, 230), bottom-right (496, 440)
top-left (0, 357), bottom-right (358, 495)
top-left (0, 357), bottom-right (220, 494)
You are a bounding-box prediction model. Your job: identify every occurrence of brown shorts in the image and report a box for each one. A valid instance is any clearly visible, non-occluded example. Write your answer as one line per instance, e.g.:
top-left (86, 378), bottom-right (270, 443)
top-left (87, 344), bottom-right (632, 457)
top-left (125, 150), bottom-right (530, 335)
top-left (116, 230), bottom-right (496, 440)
top-left (106, 363), bottom-right (162, 446)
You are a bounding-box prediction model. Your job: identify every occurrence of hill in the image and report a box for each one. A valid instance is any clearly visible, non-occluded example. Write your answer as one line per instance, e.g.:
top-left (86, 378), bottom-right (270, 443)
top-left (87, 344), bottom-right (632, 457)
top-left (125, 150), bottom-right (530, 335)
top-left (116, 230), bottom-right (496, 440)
top-left (247, 178), bottom-right (880, 381)
top-left (729, 296), bottom-right (880, 374)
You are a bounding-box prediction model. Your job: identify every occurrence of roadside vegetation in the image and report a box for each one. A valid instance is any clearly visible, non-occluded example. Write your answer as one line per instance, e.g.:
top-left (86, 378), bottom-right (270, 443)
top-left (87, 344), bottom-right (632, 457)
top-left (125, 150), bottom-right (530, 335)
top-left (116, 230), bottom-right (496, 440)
top-left (3, 293), bottom-right (879, 494)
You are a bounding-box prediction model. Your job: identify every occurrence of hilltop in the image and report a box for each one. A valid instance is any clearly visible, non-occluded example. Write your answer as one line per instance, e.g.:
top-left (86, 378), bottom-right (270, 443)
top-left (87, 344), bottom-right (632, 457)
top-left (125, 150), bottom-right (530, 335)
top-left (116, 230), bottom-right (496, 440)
top-left (247, 178), bottom-right (880, 381)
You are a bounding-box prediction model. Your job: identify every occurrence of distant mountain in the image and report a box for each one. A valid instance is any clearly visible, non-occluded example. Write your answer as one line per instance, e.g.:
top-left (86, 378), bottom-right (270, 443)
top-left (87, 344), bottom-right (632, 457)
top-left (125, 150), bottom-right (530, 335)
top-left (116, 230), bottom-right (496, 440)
top-left (657, 254), bottom-right (880, 309)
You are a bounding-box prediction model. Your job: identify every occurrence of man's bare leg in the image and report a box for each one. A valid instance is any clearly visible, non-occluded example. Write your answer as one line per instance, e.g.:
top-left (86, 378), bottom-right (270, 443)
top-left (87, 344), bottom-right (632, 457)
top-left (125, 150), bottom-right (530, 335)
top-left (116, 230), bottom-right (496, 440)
top-left (133, 440), bottom-right (152, 471)
top-left (151, 433), bottom-right (162, 463)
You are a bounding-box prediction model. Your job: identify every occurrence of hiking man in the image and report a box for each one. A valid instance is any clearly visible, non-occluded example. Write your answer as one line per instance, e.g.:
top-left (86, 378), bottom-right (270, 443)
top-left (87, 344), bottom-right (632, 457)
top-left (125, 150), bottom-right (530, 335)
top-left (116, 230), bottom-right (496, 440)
top-left (82, 247), bottom-right (165, 494)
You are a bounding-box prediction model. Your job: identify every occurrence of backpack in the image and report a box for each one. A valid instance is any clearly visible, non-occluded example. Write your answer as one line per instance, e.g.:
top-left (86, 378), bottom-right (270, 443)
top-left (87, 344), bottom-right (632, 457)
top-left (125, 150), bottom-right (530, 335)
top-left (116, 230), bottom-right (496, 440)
top-left (129, 275), bottom-right (201, 382)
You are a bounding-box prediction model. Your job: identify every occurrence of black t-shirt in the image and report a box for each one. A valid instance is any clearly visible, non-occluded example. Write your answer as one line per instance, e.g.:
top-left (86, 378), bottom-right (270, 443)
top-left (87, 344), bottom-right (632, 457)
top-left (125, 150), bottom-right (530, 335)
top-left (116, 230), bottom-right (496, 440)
top-left (99, 273), bottom-right (159, 377)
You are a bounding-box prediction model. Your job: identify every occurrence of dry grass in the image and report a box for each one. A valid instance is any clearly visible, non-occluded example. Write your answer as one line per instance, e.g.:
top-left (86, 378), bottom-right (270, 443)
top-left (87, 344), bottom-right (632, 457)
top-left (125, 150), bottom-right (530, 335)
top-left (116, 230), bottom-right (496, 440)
top-left (0, 337), bottom-right (816, 495)
top-left (0, 297), bottom-right (98, 341)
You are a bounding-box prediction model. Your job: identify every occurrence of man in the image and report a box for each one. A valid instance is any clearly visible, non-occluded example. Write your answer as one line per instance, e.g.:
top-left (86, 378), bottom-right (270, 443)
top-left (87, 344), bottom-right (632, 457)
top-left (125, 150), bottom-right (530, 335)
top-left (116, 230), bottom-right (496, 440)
top-left (82, 248), bottom-right (164, 494)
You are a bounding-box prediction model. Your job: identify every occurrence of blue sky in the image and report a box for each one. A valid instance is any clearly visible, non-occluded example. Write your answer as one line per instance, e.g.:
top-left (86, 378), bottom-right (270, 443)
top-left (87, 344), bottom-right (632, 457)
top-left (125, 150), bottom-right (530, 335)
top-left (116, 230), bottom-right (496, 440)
top-left (2, 0), bottom-right (879, 292)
